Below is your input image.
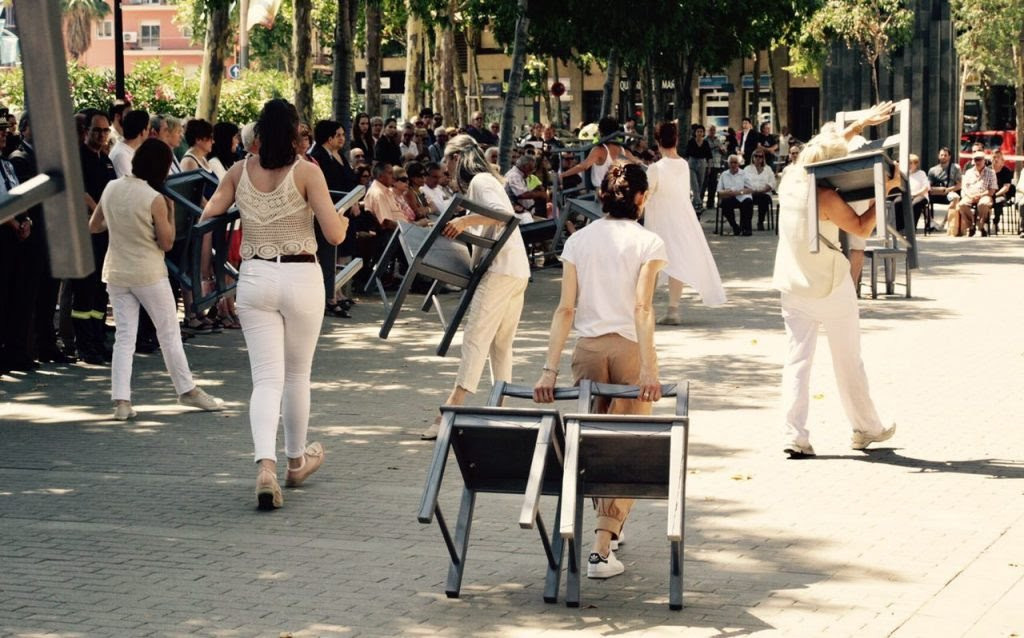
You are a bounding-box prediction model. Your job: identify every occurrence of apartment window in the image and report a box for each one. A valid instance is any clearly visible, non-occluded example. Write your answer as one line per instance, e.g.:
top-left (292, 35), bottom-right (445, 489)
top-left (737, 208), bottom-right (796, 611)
top-left (140, 23), bottom-right (160, 48)
top-left (180, 25), bottom-right (193, 40)
top-left (97, 21), bottom-right (113, 39)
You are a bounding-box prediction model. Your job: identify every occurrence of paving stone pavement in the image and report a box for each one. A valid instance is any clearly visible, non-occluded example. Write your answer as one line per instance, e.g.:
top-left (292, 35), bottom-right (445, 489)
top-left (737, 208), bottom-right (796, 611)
top-left (2, 222), bottom-right (1023, 638)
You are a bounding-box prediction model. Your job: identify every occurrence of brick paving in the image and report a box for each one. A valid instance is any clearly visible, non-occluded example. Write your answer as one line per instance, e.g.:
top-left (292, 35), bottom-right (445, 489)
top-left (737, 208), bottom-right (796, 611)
top-left (2, 223), bottom-right (1023, 637)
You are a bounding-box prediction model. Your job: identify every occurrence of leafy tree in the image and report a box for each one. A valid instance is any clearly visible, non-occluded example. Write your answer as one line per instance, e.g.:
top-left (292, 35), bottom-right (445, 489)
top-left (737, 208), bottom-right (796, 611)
top-left (62, 0), bottom-right (110, 61)
top-left (951, 0), bottom-right (1024, 155)
top-left (788, 0), bottom-right (914, 104)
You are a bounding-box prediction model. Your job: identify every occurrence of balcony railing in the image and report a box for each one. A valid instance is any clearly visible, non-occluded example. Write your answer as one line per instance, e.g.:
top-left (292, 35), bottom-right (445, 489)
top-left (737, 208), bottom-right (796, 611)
top-left (124, 36), bottom-right (200, 51)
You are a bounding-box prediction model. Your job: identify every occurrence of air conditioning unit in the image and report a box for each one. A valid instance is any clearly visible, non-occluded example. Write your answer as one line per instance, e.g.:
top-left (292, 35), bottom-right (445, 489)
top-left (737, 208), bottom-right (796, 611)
top-left (123, 31), bottom-right (137, 43)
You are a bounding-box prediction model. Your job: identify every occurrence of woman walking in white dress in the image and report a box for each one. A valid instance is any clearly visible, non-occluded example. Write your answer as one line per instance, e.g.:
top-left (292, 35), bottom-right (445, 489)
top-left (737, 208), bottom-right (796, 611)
top-left (644, 122), bottom-right (727, 325)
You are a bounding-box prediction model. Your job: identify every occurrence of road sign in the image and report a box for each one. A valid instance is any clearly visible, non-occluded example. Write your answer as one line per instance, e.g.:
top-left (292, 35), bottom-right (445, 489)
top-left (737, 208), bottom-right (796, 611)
top-left (228, 64), bottom-right (241, 80)
top-left (550, 81), bottom-right (566, 98)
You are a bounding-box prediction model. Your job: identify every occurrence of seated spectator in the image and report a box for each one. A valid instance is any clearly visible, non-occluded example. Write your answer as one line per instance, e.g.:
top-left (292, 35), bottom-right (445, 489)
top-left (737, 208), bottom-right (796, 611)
top-left (991, 149), bottom-right (1015, 233)
top-left (505, 155), bottom-right (548, 218)
top-left (349, 147), bottom-right (366, 166)
top-left (894, 153), bottom-right (931, 232)
top-left (428, 127), bottom-right (448, 163)
top-left (208, 122), bottom-right (240, 180)
top-left (717, 154), bottom-right (754, 235)
top-left (399, 124), bottom-right (419, 162)
top-left (420, 162), bottom-right (454, 215)
top-left (467, 111), bottom-right (498, 146)
top-left (956, 151), bottom-right (997, 236)
top-left (180, 119), bottom-right (215, 172)
top-left (363, 162), bottom-right (404, 231)
top-left (488, 121), bottom-right (501, 140)
top-left (927, 146), bottom-right (962, 214)
top-left (484, 147), bottom-right (500, 166)
top-left (374, 118), bottom-right (403, 167)
top-left (401, 162), bottom-right (432, 220)
top-left (392, 166), bottom-right (430, 226)
top-left (743, 149), bottom-right (776, 231)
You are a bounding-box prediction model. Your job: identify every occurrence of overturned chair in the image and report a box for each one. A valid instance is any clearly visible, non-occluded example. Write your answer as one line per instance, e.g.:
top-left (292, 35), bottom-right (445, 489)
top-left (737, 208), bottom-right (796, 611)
top-left (365, 194), bottom-right (519, 356)
top-left (417, 382), bottom-right (582, 602)
top-left (560, 380), bottom-right (691, 610)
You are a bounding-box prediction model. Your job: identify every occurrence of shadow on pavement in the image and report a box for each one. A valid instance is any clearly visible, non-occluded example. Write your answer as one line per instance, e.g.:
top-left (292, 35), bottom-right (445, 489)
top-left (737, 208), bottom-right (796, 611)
top-left (812, 448), bottom-right (1024, 479)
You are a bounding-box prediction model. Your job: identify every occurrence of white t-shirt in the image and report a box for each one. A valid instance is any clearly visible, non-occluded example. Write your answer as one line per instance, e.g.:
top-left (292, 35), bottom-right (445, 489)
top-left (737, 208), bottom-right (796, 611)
top-left (717, 168), bottom-right (752, 202)
top-left (464, 172), bottom-right (531, 280)
top-left (909, 169), bottom-right (929, 202)
top-left (420, 183), bottom-right (454, 215)
top-left (560, 216), bottom-right (667, 342)
top-left (108, 140), bottom-right (135, 178)
top-left (743, 164), bottom-right (776, 193)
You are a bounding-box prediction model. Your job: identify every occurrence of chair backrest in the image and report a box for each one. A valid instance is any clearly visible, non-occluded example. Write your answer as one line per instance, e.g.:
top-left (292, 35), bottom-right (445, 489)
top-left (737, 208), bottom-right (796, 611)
top-left (834, 99), bottom-right (917, 267)
top-left (565, 380), bottom-right (689, 499)
top-left (162, 169), bottom-right (211, 248)
top-left (401, 193), bottom-right (519, 287)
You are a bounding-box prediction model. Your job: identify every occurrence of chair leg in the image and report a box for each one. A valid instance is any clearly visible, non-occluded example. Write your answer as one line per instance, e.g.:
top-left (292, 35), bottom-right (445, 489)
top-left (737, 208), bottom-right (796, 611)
top-left (669, 539), bottom-right (684, 611)
top-left (378, 264), bottom-right (418, 340)
top-left (884, 256), bottom-right (895, 295)
top-left (444, 487), bottom-right (476, 599)
top-left (542, 502), bottom-right (565, 604)
top-left (870, 253), bottom-right (879, 299)
top-left (904, 252), bottom-right (912, 298)
top-left (565, 492), bottom-right (585, 608)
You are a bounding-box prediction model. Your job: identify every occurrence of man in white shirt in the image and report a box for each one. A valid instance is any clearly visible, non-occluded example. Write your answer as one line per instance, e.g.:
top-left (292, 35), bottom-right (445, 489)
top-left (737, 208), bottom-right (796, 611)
top-left (399, 124), bottom-right (419, 162)
top-left (743, 150), bottom-right (776, 231)
top-left (717, 154), bottom-right (754, 235)
top-left (504, 155), bottom-right (547, 217)
top-left (420, 162), bottom-right (454, 215)
top-left (108, 110), bottom-right (150, 178)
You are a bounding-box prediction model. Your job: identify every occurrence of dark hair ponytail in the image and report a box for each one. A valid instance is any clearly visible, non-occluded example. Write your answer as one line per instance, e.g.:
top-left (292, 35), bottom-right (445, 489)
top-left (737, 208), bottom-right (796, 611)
top-left (256, 98), bottom-right (299, 170)
top-left (599, 163), bottom-right (648, 219)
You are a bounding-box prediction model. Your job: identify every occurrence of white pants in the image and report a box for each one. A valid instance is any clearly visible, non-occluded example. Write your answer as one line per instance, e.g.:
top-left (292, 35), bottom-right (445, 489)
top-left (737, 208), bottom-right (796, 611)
top-left (780, 276), bottom-right (885, 445)
top-left (455, 272), bottom-right (529, 393)
top-left (236, 259), bottom-right (325, 463)
top-left (108, 279), bottom-right (195, 402)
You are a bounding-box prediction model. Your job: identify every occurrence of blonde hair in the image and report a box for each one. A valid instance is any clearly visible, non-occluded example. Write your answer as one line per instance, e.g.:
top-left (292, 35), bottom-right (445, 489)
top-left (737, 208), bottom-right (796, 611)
top-left (796, 123), bottom-right (849, 167)
top-left (443, 134), bottom-right (502, 191)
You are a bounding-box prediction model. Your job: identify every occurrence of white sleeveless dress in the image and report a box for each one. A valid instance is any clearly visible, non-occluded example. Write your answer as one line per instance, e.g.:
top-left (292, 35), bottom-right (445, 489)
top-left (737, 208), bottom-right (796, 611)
top-left (643, 157), bottom-right (727, 306)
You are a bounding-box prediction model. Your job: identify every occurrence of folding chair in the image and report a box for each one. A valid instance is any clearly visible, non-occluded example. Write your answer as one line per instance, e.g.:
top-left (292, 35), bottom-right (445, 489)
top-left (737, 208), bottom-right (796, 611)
top-left (162, 170), bottom-right (240, 315)
top-left (364, 194), bottom-right (519, 357)
top-left (417, 382), bottom-right (581, 601)
top-left (327, 187), bottom-right (366, 295)
top-left (560, 380), bottom-right (691, 610)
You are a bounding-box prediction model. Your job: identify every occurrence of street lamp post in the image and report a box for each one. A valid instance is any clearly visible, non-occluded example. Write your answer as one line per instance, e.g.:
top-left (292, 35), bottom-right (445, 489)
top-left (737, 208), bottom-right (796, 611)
top-left (113, 0), bottom-right (124, 99)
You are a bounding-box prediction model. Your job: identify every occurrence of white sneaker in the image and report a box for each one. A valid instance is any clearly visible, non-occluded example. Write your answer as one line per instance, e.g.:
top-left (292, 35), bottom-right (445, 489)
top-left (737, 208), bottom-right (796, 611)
top-left (656, 313), bottom-right (681, 326)
top-left (610, 529), bottom-right (625, 552)
top-left (851, 424), bottom-right (896, 450)
top-left (587, 550), bottom-right (625, 579)
top-left (178, 387), bottom-right (224, 412)
top-left (113, 402), bottom-right (137, 421)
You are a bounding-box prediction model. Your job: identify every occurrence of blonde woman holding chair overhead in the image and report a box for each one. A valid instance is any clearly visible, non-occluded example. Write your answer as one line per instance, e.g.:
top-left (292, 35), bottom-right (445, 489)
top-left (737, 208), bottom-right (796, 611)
top-left (201, 99), bottom-right (348, 510)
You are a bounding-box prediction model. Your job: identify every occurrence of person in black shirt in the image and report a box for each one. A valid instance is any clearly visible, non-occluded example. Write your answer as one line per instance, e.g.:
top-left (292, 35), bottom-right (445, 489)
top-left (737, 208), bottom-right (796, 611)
top-left (310, 120), bottom-right (359, 316)
top-left (685, 125), bottom-right (712, 214)
top-left (373, 118), bottom-right (403, 167)
top-left (990, 149), bottom-right (1015, 233)
top-left (73, 110), bottom-right (117, 364)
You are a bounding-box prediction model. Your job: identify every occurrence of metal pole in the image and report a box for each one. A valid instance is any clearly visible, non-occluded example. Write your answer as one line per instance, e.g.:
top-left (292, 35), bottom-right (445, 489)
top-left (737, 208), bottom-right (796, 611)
top-left (113, 0), bottom-right (125, 99)
top-left (239, 0), bottom-right (249, 69)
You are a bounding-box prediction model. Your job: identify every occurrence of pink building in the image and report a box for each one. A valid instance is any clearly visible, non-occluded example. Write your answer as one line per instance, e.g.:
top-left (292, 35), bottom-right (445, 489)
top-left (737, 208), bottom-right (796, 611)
top-left (77, 0), bottom-right (216, 74)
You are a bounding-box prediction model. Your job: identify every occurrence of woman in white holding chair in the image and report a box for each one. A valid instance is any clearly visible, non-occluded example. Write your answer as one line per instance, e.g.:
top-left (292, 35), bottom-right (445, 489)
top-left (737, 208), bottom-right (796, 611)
top-left (88, 139), bottom-right (223, 421)
top-left (201, 99), bottom-right (348, 510)
top-left (773, 101), bottom-right (899, 458)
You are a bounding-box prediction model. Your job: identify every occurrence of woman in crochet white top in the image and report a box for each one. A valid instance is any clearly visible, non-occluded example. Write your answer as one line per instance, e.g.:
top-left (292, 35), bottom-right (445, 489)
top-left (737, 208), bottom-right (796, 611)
top-left (201, 99), bottom-right (348, 510)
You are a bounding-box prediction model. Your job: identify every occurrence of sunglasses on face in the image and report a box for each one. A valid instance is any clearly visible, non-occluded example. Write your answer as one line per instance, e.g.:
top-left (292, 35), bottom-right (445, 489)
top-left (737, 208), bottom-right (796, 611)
top-left (396, 176), bottom-right (408, 182)
top-left (92, 127), bottom-right (111, 133)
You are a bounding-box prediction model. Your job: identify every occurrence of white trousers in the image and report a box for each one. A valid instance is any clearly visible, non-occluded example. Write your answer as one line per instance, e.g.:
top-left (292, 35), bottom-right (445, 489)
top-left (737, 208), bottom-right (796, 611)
top-left (455, 272), bottom-right (529, 393)
top-left (108, 279), bottom-right (195, 402)
top-left (780, 276), bottom-right (885, 445)
top-left (236, 259), bottom-right (325, 463)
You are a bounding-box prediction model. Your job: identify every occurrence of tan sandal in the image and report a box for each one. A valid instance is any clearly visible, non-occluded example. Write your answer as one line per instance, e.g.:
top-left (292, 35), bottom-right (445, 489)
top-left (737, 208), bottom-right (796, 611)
top-left (255, 468), bottom-right (283, 510)
top-left (285, 442), bottom-right (325, 487)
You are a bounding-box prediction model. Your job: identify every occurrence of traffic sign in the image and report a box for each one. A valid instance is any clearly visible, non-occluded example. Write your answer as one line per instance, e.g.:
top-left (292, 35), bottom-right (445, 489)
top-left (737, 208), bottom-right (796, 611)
top-left (550, 81), bottom-right (566, 97)
top-left (228, 64), bottom-right (241, 80)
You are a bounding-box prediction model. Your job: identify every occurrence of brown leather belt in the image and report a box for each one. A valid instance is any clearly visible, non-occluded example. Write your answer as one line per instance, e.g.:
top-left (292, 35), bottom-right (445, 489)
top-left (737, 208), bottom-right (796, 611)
top-left (250, 254), bottom-right (317, 263)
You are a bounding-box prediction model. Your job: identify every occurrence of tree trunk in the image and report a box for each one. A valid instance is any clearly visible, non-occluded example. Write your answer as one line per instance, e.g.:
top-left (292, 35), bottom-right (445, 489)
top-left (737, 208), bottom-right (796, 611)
top-left (449, 0), bottom-right (467, 129)
top-left (750, 50), bottom-right (761, 123)
top-left (544, 58), bottom-right (555, 125)
top-left (293, 0), bottom-right (314, 125)
top-left (331, 0), bottom-right (355, 136)
top-left (426, 27), bottom-right (437, 113)
top-left (673, 55), bottom-right (695, 153)
top-left (499, 0), bottom-right (529, 172)
top-left (1016, 33), bottom-right (1024, 159)
top-left (768, 47), bottom-right (781, 133)
top-left (600, 48), bottom-right (619, 118)
top-left (625, 64), bottom-right (638, 124)
top-left (438, 22), bottom-right (456, 128)
top-left (195, 4), bottom-right (232, 122)
top-left (641, 62), bottom-right (654, 147)
top-left (650, 58), bottom-right (662, 125)
top-left (365, 0), bottom-right (383, 118)
top-left (467, 26), bottom-right (482, 115)
top-left (404, 9), bottom-right (424, 122)
top-left (553, 56), bottom-right (563, 128)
